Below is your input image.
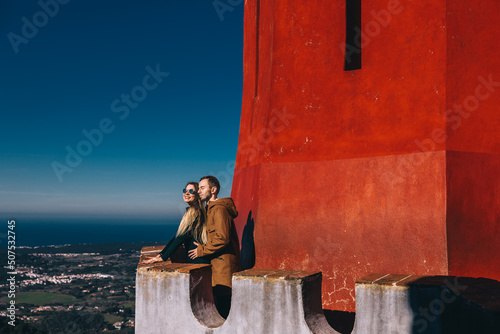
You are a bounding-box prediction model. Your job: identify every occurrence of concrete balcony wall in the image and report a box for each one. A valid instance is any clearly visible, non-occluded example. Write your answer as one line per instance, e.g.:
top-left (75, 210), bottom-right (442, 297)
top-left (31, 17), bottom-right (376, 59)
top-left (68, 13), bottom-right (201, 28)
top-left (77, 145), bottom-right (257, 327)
top-left (136, 247), bottom-right (338, 334)
top-left (353, 273), bottom-right (500, 334)
top-left (136, 247), bottom-right (500, 334)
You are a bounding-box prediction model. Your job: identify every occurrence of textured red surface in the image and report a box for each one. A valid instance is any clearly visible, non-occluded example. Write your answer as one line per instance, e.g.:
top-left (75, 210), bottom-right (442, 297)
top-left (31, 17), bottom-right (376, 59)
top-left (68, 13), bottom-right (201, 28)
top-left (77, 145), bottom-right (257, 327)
top-left (447, 151), bottom-right (500, 279)
top-left (446, 0), bottom-right (500, 154)
top-left (232, 0), bottom-right (500, 311)
top-left (445, 0), bottom-right (500, 282)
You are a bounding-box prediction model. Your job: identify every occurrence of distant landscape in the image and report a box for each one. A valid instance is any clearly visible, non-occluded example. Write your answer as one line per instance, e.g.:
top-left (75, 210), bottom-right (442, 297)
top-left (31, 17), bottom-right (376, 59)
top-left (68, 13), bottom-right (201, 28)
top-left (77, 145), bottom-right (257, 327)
top-left (0, 241), bottom-right (165, 333)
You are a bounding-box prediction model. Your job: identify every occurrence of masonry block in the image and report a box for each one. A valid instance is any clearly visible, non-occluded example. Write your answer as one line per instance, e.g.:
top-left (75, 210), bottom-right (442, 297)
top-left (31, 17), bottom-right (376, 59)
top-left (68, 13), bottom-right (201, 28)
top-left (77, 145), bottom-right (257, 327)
top-left (136, 249), bottom-right (500, 333)
top-left (352, 274), bottom-right (500, 334)
top-left (136, 247), bottom-right (339, 333)
top-left (136, 248), bottom-right (224, 333)
top-left (225, 269), bottom-right (339, 333)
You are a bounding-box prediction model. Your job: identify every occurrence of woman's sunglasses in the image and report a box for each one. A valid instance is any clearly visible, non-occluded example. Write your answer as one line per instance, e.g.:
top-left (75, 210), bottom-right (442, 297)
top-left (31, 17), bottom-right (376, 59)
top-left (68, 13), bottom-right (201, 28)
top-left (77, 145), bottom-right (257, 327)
top-left (183, 188), bottom-right (195, 195)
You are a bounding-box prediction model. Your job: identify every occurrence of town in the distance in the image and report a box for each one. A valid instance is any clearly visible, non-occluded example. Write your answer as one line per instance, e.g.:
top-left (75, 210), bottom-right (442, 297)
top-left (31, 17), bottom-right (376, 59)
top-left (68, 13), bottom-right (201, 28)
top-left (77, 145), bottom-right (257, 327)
top-left (0, 241), bottom-right (161, 333)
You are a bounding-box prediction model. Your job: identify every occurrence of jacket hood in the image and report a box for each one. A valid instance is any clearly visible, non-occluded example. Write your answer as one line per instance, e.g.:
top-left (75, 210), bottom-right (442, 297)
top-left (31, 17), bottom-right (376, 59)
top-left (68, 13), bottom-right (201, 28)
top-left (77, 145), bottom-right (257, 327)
top-left (208, 197), bottom-right (238, 218)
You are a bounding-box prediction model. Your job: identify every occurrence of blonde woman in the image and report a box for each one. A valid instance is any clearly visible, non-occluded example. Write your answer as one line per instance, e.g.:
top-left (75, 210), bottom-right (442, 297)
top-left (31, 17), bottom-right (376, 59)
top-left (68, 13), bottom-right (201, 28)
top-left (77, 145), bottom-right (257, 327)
top-left (143, 182), bottom-right (209, 264)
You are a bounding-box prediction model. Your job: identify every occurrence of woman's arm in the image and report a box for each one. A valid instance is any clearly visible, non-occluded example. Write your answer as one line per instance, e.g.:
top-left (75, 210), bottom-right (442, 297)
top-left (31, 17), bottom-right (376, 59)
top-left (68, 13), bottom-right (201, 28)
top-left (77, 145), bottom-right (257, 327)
top-left (158, 236), bottom-right (176, 257)
top-left (142, 253), bottom-right (163, 264)
top-left (142, 236), bottom-right (179, 264)
top-left (157, 234), bottom-right (187, 261)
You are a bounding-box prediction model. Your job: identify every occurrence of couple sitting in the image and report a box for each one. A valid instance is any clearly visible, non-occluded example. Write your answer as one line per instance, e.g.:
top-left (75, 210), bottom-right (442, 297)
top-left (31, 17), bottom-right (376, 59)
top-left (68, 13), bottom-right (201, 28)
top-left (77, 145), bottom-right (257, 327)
top-left (143, 175), bottom-right (240, 318)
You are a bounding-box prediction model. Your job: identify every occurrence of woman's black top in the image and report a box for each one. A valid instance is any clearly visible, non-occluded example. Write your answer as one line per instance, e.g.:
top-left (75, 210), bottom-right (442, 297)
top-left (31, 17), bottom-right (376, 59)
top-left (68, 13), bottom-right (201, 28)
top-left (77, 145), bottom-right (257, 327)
top-left (158, 229), bottom-right (209, 265)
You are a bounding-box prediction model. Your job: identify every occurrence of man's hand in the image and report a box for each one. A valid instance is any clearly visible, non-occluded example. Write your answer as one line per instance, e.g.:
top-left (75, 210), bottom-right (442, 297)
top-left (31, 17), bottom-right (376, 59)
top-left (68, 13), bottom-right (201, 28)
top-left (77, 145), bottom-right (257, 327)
top-left (188, 242), bottom-right (200, 259)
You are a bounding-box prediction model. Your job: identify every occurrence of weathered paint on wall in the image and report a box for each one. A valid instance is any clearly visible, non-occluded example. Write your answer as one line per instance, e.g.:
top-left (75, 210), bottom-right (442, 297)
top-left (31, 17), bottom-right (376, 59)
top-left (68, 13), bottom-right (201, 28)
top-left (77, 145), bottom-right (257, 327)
top-left (231, 0), bottom-right (500, 311)
top-left (445, 0), bottom-right (500, 281)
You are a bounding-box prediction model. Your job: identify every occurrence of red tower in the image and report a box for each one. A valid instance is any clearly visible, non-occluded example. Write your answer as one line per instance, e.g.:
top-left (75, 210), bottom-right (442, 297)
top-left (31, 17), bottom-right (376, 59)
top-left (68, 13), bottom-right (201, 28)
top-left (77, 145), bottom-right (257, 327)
top-left (231, 0), bottom-right (500, 311)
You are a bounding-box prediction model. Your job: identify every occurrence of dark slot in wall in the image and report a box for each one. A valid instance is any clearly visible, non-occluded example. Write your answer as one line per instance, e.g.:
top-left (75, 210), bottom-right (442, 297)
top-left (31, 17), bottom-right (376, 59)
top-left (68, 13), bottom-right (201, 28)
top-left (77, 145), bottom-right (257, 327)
top-left (344, 0), bottom-right (362, 70)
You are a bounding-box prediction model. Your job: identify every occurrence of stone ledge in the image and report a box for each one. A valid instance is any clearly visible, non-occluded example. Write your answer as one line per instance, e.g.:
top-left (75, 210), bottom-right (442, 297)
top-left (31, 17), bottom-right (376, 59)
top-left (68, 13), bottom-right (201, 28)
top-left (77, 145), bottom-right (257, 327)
top-left (140, 245), bottom-right (165, 253)
top-left (136, 246), bottom-right (500, 334)
top-left (356, 273), bottom-right (500, 313)
top-left (138, 261), bottom-right (210, 273)
top-left (353, 274), bottom-right (500, 333)
top-left (137, 246), bottom-right (211, 273)
top-left (235, 268), bottom-right (321, 281)
top-left (356, 273), bottom-right (426, 286)
top-left (135, 247), bottom-right (339, 333)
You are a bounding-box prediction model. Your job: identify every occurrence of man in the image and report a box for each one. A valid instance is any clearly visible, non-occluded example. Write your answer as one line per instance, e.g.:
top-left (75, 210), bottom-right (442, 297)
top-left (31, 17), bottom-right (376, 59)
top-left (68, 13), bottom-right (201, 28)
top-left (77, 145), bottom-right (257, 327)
top-left (188, 175), bottom-right (240, 319)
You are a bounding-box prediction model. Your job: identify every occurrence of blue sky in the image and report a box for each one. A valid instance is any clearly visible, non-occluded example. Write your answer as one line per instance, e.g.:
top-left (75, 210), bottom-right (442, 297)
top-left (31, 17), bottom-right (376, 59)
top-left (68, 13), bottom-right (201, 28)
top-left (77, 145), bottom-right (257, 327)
top-left (0, 0), bottom-right (244, 220)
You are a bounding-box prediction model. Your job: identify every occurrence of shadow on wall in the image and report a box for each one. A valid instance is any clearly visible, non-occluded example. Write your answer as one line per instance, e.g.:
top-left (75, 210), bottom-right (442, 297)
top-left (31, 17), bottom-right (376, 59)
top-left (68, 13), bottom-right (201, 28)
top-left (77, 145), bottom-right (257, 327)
top-left (323, 310), bottom-right (355, 334)
top-left (238, 210), bottom-right (356, 333)
top-left (408, 276), bottom-right (500, 334)
top-left (240, 211), bottom-right (256, 270)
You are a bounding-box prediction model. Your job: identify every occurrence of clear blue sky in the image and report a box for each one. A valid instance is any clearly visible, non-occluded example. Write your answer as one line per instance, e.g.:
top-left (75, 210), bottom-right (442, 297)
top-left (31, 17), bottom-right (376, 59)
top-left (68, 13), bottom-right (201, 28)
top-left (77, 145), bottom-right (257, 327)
top-left (0, 0), bottom-right (244, 220)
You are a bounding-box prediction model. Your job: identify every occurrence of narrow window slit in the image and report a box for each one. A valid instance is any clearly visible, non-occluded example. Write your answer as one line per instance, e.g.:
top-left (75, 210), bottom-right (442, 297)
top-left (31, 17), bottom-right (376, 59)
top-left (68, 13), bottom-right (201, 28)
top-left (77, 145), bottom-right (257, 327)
top-left (344, 0), bottom-right (362, 71)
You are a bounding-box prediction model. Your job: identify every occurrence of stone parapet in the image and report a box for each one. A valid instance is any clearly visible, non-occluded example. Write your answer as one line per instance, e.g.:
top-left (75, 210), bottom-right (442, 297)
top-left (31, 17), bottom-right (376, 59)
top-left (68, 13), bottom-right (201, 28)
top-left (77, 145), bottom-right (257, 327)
top-left (136, 247), bottom-right (500, 334)
top-left (353, 273), bottom-right (500, 334)
top-left (136, 247), bottom-right (339, 334)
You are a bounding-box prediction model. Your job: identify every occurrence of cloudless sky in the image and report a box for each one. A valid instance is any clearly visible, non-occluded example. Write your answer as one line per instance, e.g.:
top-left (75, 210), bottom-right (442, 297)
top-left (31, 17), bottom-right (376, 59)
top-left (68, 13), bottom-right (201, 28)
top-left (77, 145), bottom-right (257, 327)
top-left (0, 0), bottom-right (244, 220)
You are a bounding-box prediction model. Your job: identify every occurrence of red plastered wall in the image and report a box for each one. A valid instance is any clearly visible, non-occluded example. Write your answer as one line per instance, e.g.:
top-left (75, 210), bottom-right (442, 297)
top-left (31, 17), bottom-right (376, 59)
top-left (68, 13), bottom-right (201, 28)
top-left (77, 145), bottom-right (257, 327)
top-left (445, 0), bottom-right (500, 280)
top-left (236, 0), bottom-right (447, 169)
top-left (231, 0), bottom-right (499, 311)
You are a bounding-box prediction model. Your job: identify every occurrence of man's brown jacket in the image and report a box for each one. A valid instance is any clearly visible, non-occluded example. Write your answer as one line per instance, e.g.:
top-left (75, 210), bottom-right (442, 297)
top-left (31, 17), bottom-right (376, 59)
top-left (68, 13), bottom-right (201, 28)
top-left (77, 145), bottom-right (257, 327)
top-left (196, 197), bottom-right (241, 288)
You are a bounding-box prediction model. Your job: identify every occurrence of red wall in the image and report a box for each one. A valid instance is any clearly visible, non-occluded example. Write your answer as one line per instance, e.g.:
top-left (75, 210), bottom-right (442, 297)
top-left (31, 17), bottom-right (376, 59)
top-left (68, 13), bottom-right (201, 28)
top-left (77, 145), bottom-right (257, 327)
top-left (232, 0), bottom-right (500, 311)
top-left (445, 0), bottom-right (500, 280)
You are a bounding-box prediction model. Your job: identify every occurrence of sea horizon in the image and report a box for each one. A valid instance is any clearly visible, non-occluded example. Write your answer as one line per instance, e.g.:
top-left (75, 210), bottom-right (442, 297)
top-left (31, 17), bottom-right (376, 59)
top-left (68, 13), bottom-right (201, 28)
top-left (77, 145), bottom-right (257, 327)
top-left (5, 217), bottom-right (180, 247)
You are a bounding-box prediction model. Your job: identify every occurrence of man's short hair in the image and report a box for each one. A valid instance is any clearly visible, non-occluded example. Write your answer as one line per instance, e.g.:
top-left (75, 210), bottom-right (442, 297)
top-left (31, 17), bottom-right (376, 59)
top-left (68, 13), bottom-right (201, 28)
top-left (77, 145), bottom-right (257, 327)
top-left (200, 175), bottom-right (220, 195)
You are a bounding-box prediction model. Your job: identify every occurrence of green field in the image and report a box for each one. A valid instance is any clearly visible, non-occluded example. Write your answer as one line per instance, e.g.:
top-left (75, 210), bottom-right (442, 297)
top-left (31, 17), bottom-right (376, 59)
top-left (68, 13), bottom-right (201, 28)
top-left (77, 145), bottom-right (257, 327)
top-left (2, 292), bottom-right (77, 305)
top-left (103, 313), bottom-right (123, 324)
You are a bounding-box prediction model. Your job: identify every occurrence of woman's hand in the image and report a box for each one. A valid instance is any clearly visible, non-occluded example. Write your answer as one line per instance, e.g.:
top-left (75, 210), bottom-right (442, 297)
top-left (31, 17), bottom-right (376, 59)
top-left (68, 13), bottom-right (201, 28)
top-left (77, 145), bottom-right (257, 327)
top-left (142, 254), bottom-right (162, 264)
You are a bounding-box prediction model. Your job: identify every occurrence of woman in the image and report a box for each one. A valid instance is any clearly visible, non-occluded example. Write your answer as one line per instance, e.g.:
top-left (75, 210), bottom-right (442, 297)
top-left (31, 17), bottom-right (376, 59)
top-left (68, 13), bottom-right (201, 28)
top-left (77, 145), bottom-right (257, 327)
top-left (143, 182), bottom-right (209, 264)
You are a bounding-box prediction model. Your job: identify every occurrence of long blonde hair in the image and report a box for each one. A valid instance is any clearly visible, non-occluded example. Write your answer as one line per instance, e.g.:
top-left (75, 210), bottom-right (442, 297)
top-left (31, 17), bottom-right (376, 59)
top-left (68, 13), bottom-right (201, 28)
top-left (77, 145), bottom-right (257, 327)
top-left (176, 182), bottom-right (207, 244)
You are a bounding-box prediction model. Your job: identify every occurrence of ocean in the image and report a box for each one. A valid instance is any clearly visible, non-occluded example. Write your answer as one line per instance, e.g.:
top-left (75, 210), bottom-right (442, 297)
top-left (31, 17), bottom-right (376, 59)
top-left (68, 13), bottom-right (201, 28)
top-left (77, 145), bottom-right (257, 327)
top-left (7, 218), bottom-right (180, 247)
